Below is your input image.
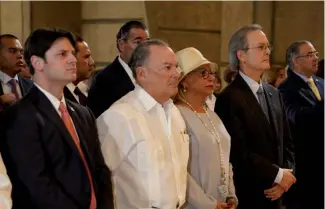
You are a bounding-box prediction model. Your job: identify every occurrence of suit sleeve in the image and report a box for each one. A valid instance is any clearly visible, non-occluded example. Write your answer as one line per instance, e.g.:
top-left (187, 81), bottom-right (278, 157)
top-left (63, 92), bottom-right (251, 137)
top-left (279, 93), bottom-right (295, 171)
top-left (87, 73), bottom-right (115, 118)
top-left (87, 108), bottom-right (115, 209)
top-left (214, 96), bottom-right (279, 184)
top-left (279, 87), bottom-right (324, 126)
top-left (0, 154), bottom-right (12, 209)
top-left (4, 108), bottom-right (80, 209)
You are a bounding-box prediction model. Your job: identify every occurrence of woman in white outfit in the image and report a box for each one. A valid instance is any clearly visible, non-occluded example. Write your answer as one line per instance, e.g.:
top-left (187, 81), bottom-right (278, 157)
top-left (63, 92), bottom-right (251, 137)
top-left (174, 47), bottom-right (238, 209)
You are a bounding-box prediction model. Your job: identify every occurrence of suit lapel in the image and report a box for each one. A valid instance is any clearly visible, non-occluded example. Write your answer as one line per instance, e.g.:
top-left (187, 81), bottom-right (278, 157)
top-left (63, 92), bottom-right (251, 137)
top-left (30, 86), bottom-right (82, 158)
top-left (233, 75), bottom-right (276, 145)
top-left (18, 76), bottom-right (27, 96)
top-left (262, 83), bottom-right (279, 139)
top-left (114, 57), bottom-right (135, 91)
top-left (64, 86), bottom-right (79, 104)
top-left (289, 70), bottom-right (320, 103)
top-left (18, 75), bottom-right (33, 96)
top-left (234, 75), bottom-right (269, 124)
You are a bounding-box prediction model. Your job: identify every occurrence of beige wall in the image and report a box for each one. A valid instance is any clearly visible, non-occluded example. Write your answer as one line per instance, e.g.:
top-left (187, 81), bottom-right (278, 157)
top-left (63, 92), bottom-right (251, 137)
top-left (144, 1), bottom-right (323, 88)
top-left (272, 1), bottom-right (324, 64)
top-left (1, 1), bottom-right (323, 73)
top-left (146, 1), bottom-right (324, 67)
top-left (81, 1), bottom-right (147, 70)
top-left (0, 1), bottom-right (30, 43)
top-left (30, 1), bottom-right (82, 36)
top-left (146, 2), bottom-right (222, 65)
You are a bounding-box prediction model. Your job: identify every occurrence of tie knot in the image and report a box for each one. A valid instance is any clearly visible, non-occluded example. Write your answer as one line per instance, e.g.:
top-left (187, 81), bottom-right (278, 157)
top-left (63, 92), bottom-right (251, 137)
top-left (8, 79), bottom-right (17, 86)
top-left (307, 77), bottom-right (314, 84)
top-left (58, 102), bottom-right (68, 114)
top-left (257, 86), bottom-right (264, 94)
top-left (74, 87), bottom-right (83, 95)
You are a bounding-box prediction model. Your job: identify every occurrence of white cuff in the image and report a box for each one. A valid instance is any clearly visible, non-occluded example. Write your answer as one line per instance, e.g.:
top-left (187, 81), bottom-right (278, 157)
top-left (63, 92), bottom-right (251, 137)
top-left (274, 168), bottom-right (283, 184)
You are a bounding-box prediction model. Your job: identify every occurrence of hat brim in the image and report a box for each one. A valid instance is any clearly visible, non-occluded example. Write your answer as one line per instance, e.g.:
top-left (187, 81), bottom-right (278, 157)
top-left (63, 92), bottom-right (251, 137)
top-left (179, 60), bottom-right (212, 82)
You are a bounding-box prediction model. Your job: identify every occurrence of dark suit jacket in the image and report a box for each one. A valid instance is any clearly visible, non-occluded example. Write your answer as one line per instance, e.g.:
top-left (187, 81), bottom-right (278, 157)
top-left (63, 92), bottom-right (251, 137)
top-left (87, 57), bottom-right (135, 118)
top-left (0, 75), bottom-right (34, 110)
top-left (278, 70), bottom-right (324, 207)
top-left (214, 74), bottom-right (295, 209)
top-left (64, 86), bottom-right (79, 104)
top-left (0, 86), bottom-right (114, 209)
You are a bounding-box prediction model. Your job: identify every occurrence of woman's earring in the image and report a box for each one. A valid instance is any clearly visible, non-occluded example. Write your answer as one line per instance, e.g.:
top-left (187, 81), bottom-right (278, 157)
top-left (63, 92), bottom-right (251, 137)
top-left (183, 87), bottom-right (187, 93)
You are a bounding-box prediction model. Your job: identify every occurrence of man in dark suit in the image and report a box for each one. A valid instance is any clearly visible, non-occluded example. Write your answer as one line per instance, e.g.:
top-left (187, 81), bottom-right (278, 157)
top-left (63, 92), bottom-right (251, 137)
top-left (64, 36), bottom-right (95, 106)
top-left (0, 28), bottom-right (114, 209)
top-left (278, 41), bottom-right (324, 209)
top-left (214, 24), bottom-right (296, 209)
top-left (87, 20), bottom-right (149, 118)
top-left (0, 34), bottom-right (33, 111)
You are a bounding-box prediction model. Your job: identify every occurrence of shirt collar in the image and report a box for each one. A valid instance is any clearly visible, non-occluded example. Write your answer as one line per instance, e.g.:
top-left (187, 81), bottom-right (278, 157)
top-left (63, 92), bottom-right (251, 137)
top-left (118, 55), bottom-right (136, 84)
top-left (292, 70), bottom-right (310, 83)
top-left (34, 83), bottom-right (66, 111)
top-left (135, 84), bottom-right (173, 112)
top-left (0, 71), bottom-right (19, 84)
top-left (239, 71), bottom-right (263, 95)
top-left (76, 81), bottom-right (89, 96)
top-left (66, 83), bottom-right (76, 93)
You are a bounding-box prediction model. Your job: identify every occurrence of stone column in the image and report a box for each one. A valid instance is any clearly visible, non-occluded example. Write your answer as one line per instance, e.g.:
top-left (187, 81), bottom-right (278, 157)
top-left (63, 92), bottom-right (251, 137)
top-left (81, 1), bottom-right (148, 70)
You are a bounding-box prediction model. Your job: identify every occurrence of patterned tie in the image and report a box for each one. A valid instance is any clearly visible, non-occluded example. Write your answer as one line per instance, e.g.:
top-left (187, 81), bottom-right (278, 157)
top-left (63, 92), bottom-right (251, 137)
top-left (307, 78), bottom-right (321, 101)
top-left (8, 79), bottom-right (20, 99)
top-left (74, 87), bottom-right (87, 106)
top-left (257, 86), bottom-right (270, 122)
top-left (58, 102), bottom-right (97, 209)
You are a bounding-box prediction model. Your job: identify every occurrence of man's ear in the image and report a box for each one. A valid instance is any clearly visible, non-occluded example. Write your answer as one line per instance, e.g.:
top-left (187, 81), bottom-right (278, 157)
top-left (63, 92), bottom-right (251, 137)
top-left (180, 76), bottom-right (189, 90)
top-left (30, 55), bottom-right (44, 73)
top-left (117, 39), bottom-right (125, 53)
top-left (136, 66), bottom-right (147, 82)
top-left (292, 57), bottom-right (299, 67)
top-left (237, 50), bottom-right (246, 63)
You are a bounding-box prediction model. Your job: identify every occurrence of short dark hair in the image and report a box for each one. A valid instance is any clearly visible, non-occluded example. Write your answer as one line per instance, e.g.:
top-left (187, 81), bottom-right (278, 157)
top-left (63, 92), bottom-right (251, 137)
top-left (74, 35), bottom-right (84, 53)
top-left (116, 20), bottom-right (147, 51)
top-left (128, 39), bottom-right (168, 79)
top-left (0, 34), bottom-right (19, 49)
top-left (24, 28), bottom-right (76, 75)
top-left (286, 40), bottom-right (311, 70)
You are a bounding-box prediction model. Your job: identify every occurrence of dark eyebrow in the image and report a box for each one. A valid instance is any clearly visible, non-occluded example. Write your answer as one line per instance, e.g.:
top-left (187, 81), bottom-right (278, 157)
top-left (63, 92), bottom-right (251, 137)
top-left (58, 49), bottom-right (75, 53)
top-left (306, 51), bottom-right (317, 54)
top-left (8, 47), bottom-right (23, 50)
top-left (132, 36), bottom-right (145, 41)
top-left (254, 42), bottom-right (270, 46)
top-left (162, 62), bottom-right (173, 66)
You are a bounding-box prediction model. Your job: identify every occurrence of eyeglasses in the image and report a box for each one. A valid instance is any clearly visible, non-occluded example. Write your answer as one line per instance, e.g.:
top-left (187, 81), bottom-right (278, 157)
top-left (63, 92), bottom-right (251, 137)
top-left (296, 51), bottom-right (319, 59)
top-left (243, 44), bottom-right (273, 52)
top-left (197, 69), bottom-right (216, 79)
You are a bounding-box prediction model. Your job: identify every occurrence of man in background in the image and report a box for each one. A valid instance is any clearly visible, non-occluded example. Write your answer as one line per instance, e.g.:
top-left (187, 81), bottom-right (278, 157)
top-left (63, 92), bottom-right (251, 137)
top-left (87, 20), bottom-right (149, 117)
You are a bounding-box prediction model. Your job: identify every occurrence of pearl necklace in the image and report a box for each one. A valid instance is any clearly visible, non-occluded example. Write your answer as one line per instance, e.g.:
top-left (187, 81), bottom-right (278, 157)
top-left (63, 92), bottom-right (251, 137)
top-left (179, 98), bottom-right (229, 198)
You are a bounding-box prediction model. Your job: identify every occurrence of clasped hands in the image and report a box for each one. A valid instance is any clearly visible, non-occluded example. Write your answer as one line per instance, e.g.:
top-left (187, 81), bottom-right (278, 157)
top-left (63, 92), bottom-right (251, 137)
top-left (264, 169), bottom-right (296, 201)
top-left (216, 197), bottom-right (237, 209)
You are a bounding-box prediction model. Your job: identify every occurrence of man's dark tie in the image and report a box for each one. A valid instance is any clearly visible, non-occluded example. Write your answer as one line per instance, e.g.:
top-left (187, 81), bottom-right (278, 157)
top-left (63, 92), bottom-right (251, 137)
top-left (257, 86), bottom-right (270, 122)
top-left (8, 79), bottom-right (20, 99)
top-left (74, 87), bottom-right (87, 106)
